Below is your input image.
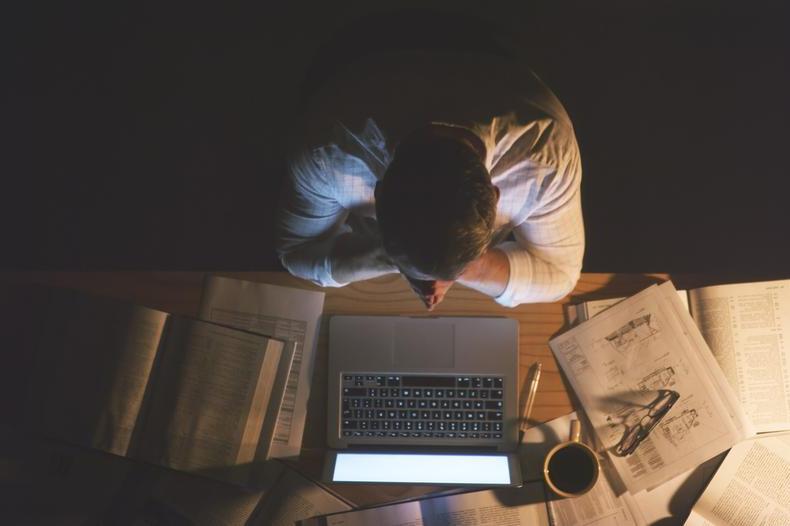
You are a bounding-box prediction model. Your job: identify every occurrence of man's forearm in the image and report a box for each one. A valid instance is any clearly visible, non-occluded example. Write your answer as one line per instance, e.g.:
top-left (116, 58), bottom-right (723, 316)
top-left (329, 232), bottom-right (397, 284)
top-left (457, 248), bottom-right (510, 298)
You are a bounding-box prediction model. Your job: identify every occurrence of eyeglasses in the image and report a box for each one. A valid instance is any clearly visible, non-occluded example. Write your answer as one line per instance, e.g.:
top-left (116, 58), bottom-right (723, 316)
top-left (613, 389), bottom-right (680, 457)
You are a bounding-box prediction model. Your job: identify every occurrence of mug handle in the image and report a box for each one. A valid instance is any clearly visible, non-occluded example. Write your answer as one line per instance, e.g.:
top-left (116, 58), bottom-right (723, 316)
top-left (570, 419), bottom-right (581, 443)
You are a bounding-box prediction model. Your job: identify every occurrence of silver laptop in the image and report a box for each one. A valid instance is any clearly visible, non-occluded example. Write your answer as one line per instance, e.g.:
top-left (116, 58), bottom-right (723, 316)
top-left (323, 316), bottom-right (522, 486)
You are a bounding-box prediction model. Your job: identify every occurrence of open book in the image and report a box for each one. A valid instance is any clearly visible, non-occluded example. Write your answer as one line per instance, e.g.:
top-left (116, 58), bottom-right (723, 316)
top-left (684, 433), bottom-right (790, 525)
top-left (23, 286), bottom-right (294, 486)
top-left (571, 278), bottom-right (790, 434)
top-left (198, 275), bottom-right (325, 458)
top-left (549, 282), bottom-right (753, 494)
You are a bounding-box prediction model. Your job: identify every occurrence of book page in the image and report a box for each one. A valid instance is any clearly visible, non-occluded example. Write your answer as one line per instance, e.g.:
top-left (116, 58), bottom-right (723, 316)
top-left (689, 279), bottom-right (790, 433)
top-left (133, 317), bottom-right (283, 478)
top-left (30, 288), bottom-right (168, 456)
top-left (684, 434), bottom-right (790, 525)
top-left (521, 412), bottom-right (639, 526)
top-left (549, 282), bottom-right (749, 493)
top-left (298, 483), bottom-right (549, 526)
top-left (248, 465), bottom-right (352, 526)
top-left (199, 275), bottom-right (325, 458)
top-left (131, 460), bottom-right (286, 526)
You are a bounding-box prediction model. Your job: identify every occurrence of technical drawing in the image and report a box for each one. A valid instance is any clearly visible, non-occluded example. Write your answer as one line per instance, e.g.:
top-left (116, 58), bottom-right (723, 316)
top-left (605, 314), bottom-right (660, 354)
top-left (660, 408), bottom-right (699, 447)
top-left (638, 366), bottom-right (676, 391)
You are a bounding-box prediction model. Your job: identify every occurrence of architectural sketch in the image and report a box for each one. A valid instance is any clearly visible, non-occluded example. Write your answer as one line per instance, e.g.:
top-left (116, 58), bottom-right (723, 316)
top-left (638, 367), bottom-right (676, 391)
top-left (605, 314), bottom-right (660, 354)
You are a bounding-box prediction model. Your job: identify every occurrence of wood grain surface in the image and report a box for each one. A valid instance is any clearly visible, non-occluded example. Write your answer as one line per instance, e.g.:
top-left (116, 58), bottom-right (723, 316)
top-left (1, 271), bottom-right (676, 506)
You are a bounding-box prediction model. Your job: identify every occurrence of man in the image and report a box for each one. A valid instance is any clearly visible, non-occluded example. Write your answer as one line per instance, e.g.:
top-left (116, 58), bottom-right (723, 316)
top-left (276, 51), bottom-right (583, 309)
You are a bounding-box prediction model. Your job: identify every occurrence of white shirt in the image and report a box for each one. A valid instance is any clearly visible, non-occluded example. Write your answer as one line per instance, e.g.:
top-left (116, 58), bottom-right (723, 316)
top-left (277, 52), bottom-right (584, 307)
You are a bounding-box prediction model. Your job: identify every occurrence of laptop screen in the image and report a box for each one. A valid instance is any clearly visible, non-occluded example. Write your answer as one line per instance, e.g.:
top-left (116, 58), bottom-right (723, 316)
top-left (331, 452), bottom-right (513, 485)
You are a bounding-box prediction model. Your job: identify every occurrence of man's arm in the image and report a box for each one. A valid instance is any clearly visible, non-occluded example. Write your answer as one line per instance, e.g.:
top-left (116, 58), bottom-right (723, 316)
top-left (276, 150), bottom-right (396, 286)
top-left (457, 248), bottom-right (510, 298)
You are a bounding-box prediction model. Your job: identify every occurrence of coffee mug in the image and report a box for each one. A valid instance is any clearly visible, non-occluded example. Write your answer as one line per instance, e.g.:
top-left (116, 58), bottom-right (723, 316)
top-left (543, 419), bottom-right (600, 497)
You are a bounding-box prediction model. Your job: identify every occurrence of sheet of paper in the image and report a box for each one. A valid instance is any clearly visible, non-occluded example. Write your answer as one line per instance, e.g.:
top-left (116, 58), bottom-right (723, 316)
top-left (134, 317), bottom-right (283, 478)
top-left (521, 412), bottom-right (639, 526)
top-left (573, 290), bottom-right (690, 323)
top-left (136, 460), bottom-right (285, 526)
top-left (298, 483), bottom-right (548, 526)
top-left (248, 465), bottom-right (352, 526)
top-left (689, 279), bottom-right (790, 433)
top-left (549, 282), bottom-right (749, 494)
top-left (199, 275), bottom-right (325, 458)
top-left (30, 288), bottom-right (169, 456)
top-left (684, 434), bottom-right (790, 525)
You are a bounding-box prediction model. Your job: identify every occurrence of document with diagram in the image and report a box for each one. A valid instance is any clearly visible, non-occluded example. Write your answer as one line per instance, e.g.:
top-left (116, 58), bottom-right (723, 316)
top-left (550, 282), bottom-right (753, 493)
top-left (570, 279), bottom-right (790, 434)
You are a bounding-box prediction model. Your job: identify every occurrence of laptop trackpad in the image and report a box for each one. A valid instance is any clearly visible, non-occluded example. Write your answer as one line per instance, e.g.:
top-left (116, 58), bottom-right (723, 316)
top-left (393, 322), bottom-right (454, 368)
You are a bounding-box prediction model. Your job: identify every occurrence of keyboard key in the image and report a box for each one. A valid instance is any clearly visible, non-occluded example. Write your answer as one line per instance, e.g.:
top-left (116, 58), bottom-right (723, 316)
top-left (387, 376), bottom-right (399, 386)
top-left (385, 400), bottom-right (394, 408)
top-left (443, 411), bottom-right (453, 419)
top-left (342, 420), bottom-right (357, 429)
top-left (371, 421), bottom-right (380, 429)
top-left (472, 377), bottom-right (482, 388)
top-left (492, 390), bottom-right (503, 399)
top-left (474, 401), bottom-right (483, 409)
top-left (429, 400), bottom-right (439, 408)
top-left (391, 388), bottom-right (400, 397)
top-left (479, 390), bottom-right (489, 399)
top-left (457, 389), bottom-right (467, 398)
top-left (493, 433), bottom-right (503, 439)
top-left (343, 431), bottom-right (353, 437)
top-left (469, 390), bottom-right (478, 398)
top-left (418, 400), bottom-right (428, 408)
top-left (396, 400), bottom-right (405, 408)
top-left (343, 410), bottom-right (352, 418)
top-left (413, 389), bottom-right (422, 397)
top-left (451, 401), bottom-right (461, 409)
top-left (375, 376), bottom-right (386, 386)
top-left (463, 401), bottom-right (472, 409)
top-left (408, 410), bottom-right (419, 419)
top-left (487, 411), bottom-right (504, 420)
top-left (440, 401), bottom-right (450, 409)
top-left (421, 411), bottom-right (431, 419)
top-left (424, 389), bottom-right (433, 397)
top-left (465, 412), bottom-right (475, 420)
top-left (494, 422), bottom-right (503, 431)
top-left (494, 378), bottom-right (503, 389)
top-left (457, 377), bottom-right (471, 388)
top-left (483, 378), bottom-right (494, 388)
top-left (402, 389), bottom-right (411, 397)
top-left (398, 410), bottom-right (408, 419)
top-left (476, 411), bottom-right (486, 420)
top-left (432, 411), bottom-right (441, 419)
top-left (343, 375), bottom-right (353, 382)
top-left (485, 401), bottom-right (503, 410)
top-left (343, 388), bottom-right (366, 397)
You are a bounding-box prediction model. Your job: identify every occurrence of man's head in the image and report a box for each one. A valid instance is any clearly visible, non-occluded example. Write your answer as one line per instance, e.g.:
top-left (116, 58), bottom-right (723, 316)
top-left (375, 129), bottom-right (499, 281)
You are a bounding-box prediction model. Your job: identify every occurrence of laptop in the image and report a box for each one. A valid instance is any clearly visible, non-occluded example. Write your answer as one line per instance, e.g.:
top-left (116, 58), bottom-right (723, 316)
top-left (322, 316), bottom-right (522, 486)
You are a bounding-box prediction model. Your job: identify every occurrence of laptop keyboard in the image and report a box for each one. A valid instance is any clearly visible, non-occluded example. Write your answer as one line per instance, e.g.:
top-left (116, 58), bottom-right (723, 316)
top-left (340, 374), bottom-right (505, 440)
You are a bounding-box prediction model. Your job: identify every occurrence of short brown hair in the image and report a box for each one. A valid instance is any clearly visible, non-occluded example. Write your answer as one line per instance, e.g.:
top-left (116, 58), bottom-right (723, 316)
top-left (376, 135), bottom-right (497, 280)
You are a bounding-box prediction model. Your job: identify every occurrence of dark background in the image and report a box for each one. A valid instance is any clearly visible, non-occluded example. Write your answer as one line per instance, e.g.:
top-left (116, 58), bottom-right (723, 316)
top-left (3, 1), bottom-right (789, 274)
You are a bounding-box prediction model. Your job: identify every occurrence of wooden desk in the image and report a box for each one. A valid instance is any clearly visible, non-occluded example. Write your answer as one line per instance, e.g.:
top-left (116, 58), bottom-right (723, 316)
top-left (2, 271), bottom-right (676, 507)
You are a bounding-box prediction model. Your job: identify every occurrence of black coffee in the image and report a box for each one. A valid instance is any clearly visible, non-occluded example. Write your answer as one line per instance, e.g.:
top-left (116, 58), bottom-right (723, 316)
top-left (547, 445), bottom-right (596, 494)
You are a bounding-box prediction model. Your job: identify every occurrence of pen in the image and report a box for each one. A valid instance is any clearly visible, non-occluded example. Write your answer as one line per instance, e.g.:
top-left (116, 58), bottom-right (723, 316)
top-left (520, 362), bottom-right (542, 439)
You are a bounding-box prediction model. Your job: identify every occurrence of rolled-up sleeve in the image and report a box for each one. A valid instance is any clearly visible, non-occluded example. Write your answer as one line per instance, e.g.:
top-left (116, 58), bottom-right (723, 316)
top-left (494, 188), bottom-right (584, 306)
top-left (493, 125), bottom-right (585, 307)
top-left (276, 149), bottom-right (350, 287)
